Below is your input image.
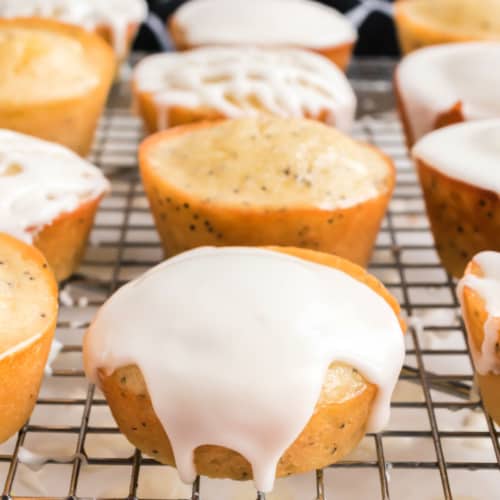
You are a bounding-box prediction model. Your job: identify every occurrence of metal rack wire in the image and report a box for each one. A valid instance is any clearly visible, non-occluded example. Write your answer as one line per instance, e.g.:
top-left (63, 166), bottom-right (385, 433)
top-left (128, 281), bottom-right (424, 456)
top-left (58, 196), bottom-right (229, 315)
top-left (0, 59), bottom-right (498, 500)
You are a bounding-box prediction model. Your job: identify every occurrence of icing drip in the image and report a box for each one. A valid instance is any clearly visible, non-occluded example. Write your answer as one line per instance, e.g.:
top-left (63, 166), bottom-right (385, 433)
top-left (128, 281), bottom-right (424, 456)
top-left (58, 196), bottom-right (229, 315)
top-left (0, 0), bottom-right (148, 57)
top-left (173, 0), bottom-right (356, 48)
top-left (133, 47), bottom-right (356, 132)
top-left (412, 119), bottom-right (500, 193)
top-left (397, 42), bottom-right (500, 141)
top-left (84, 247), bottom-right (404, 492)
top-left (458, 251), bottom-right (500, 375)
top-left (18, 447), bottom-right (87, 471)
top-left (0, 130), bottom-right (110, 243)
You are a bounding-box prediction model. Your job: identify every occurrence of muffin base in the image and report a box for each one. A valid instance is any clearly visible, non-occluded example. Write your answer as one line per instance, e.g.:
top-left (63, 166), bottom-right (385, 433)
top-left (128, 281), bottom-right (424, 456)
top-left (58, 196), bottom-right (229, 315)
top-left (95, 247), bottom-right (404, 482)
top-left (0, 89), bottom-right (111, 157)
top-left (416, 159), bottom-right (500, 278)
top-left (461, 259), bottom-right (500, 425)
top-left (139, 122), bottom-right (395, 267)
top-left (0, 234), bottom-right (57, 444)
top-left (34, 196), bottom-right (103, 282)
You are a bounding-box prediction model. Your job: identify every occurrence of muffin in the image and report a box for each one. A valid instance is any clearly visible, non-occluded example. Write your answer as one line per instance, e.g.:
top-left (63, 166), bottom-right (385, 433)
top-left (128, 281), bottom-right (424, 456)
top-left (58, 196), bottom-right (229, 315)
top-left (133, 47), bottom-right (356, 134)
top-left (168, 0), bottom-right (357, 71)
top-left (458, 251), bottom-right (500, 425)
top-left (0, 0), bottom-right (147, 63)
top-left (395, 0), bottom-right (500, 54)
top-left (0, 17), bottom-right (115, 156)
top-left (0, 232), bottom-right (58, 444)
top-left (395, 42), bottom-right (500, 146)
top-left (412, 120), bottom-right (500, 278)
top-left (0, 130), bottom-right (110, 281)
top-left (139, 117), bottom-right (395, 266)
top-left (84, 246), bottom-right (405, 491)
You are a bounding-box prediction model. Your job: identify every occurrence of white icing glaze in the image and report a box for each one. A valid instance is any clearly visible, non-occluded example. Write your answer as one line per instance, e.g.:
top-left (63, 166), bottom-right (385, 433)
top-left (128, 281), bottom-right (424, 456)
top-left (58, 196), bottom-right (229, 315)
top-left (173, 0), bottom-right (357, 48)
top-left (0, 332), bottom-right (42, 362)
top-left (133, 47), bottom-right (356, 131)
top-left (0, 0), bottom-right (148, 56)
top-left (84, 246), bottom-right (404, 492)
top-left (458, 251), bottom-right (500, 376)
top-left (412, 119), bottom-right (500, 193)
top-left (0, 130), bottom-right (110, 243)
top-left (44, 338), bottom-right (63, 376)
top-left (397, 42), bottom-right (500, 141)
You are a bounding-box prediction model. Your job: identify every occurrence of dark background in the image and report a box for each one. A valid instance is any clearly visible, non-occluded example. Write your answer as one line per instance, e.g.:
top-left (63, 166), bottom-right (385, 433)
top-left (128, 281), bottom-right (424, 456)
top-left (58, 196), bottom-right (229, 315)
top-left (135, 0), bottom-right (399, 55)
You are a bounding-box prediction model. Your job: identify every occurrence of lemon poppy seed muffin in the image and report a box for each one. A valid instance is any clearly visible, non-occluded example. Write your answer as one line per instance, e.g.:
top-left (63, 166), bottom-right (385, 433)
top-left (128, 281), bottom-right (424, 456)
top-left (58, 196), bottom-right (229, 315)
top-left (84, 246), bottom-right (405, 488)
top-left (0, 17), bottom-right (114, 156)
top-left (0, 0), bottom-right (147, 63)
top-left (0, 130), bottom-right (110, 281)
top-left (412, 120), bottom-right (500, 277)
top-left (169, 0), bottom-right (357, 70)
top-left (0, 232), bottom-right (58, 444)
top-left (458, 252), bottom-right (500, 425)
top-left (132, 47), bottom-right (356, 133)
top-left (132, 47), bottom-right (356, 132)
top-left (395, 0), bottom-right (500, 54)
top-left (139, 117), bottom-right (395, 266)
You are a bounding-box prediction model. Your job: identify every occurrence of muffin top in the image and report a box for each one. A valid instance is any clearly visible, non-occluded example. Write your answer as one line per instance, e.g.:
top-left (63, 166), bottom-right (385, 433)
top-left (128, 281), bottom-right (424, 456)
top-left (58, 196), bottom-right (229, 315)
top-left (0, 21), bottom-right (100, 105)
top-left (133, 47), bottom-right (356, 132)
top-left (173, 0), bottom-right (356, 48)
top-left (143, 117), bottom-right (393, 210)
top-left (0, 130), bottom-right (110, 242)
top-left (413, 119), bottom-right (500, 193)
top-left (0, 233), bottom-right (57, 358)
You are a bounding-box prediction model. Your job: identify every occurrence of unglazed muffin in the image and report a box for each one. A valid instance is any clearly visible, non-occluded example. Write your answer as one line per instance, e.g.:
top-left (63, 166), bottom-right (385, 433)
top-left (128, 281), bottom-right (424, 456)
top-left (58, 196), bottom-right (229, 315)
top-left (0, 232), bottom-right (58, 444)
top-left (395, 42), bottom-right (500, 146)
top-left (169, 0), bottom-right (357, 71)
top-left (0, 0), bottom-right (147, 63)
top-left (133, 47), bottom-right (356, 133)
top-left (84, 246), bottom-right (405, 490)
top-left (0, 130), bottom-right (110, 281)
top-left (458, 251), bottom-right (500, 425)
top-left (395, 0), bottom-right (500, 54)
top-left (413, 120), bottom-right (500, 277)
top-left (139, 117), bottom-right (395, 266)
top-left (0, 17), bottom-right (115, 156)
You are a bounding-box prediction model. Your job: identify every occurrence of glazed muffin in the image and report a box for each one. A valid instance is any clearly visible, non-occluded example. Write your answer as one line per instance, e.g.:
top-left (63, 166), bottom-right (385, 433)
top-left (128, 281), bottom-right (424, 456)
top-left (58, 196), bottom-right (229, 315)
top-left (458, 251), bottom-right (500, 425)
top-left (395, 42), bottom-right (500, 146)
top-left (0, 232), bottom-right (58, 444)
top-left (169, 0), bottom-right (357, 71)
top-left (0, 17), bottom-right (115, 156)
top-left (412, 120), bottom-right (500, 278)
top-left (0, 130), bottom-right (110, 281)
top-left (139, 117), bottom-right (395, 266)
top-left (84, 246), bottom-right (405, 490)
top-left (0, 0), bottom-right (147, 63)
top-left (395, 0), bottom-right (500, 54)
top-left (133, 47), bottom-right (357, 133)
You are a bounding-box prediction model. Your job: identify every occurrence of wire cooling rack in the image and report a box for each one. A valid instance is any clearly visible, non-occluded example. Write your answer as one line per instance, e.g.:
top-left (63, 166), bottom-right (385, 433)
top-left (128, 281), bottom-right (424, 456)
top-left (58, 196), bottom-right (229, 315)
top-left (1, 59), bottom-right (499, 500)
